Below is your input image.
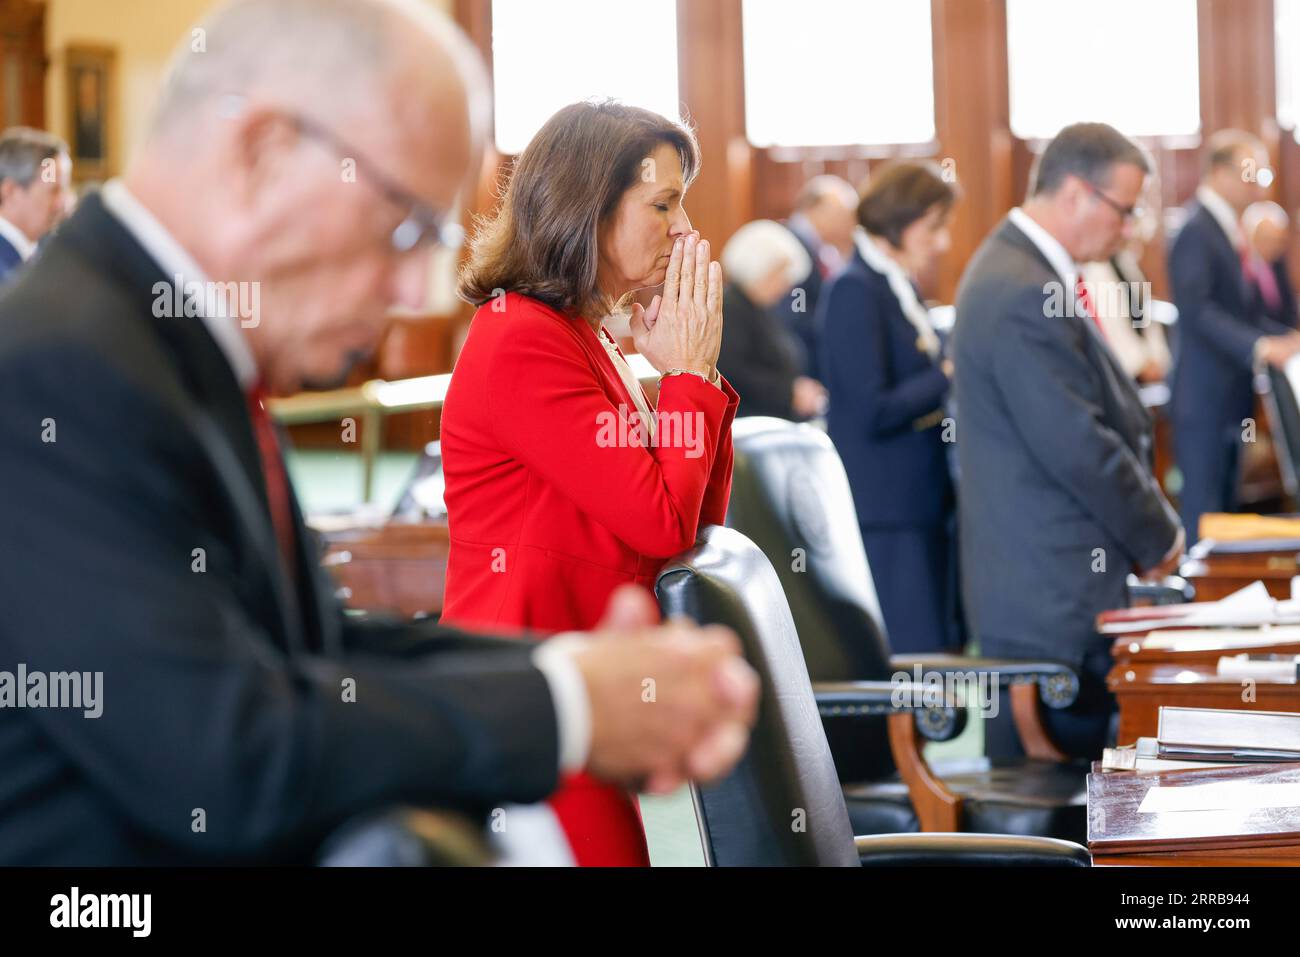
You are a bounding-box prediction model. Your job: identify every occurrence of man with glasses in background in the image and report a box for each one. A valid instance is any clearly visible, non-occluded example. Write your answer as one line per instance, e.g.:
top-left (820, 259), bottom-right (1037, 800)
top-left (953, 122), bottom-right (1183, 762)
top-left (1168, 129), bottom-right (1300, 542)
top-left (0, 0), bottom-right (757, 865)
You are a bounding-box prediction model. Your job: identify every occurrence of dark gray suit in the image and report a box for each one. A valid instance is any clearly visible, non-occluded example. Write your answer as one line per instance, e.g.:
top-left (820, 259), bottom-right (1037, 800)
top-left (953, 217), bottom-right (1180, 757)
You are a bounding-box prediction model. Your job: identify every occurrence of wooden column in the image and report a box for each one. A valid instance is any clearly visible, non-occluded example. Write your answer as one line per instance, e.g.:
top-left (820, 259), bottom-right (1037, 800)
top-left (675, 0), bottom-right (749, 251)
top-left (931, 0), bottom-right (1013, 304)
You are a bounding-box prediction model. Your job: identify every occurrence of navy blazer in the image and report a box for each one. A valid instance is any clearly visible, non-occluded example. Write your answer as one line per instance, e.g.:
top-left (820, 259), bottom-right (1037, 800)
top-left (818, 248), bottom-right (952, 527)
top-left (1251, 257), bottom-right (1298, 331)
top-left (0, 234), bottom-right (23, 284)
top-left (1168, 200), bottom-right (1293, 430)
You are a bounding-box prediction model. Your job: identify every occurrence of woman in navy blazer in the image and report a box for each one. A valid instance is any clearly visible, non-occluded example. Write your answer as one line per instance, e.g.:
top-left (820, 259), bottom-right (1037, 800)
top-left (817, 161), bottom-right (960, 653)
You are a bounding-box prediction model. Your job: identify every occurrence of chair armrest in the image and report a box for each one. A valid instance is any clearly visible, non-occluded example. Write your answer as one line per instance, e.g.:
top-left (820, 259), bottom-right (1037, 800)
top-left (315, 807), bottom-right (492, 866)
top-left (887, 654), bottom-right (1080, 709)
top-left (855, 833), bottom-right (1090, 867)
top-left (1126, 574), bottom-right (1195, 605)
top-left (814, 680), bottom-right (965, 742)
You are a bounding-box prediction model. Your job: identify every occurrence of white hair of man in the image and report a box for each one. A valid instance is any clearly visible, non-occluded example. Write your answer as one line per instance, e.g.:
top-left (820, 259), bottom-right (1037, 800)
top-left (1243, 199), bottom-right (1289, 236)
top-left (149, 0), bottom-right (489, 146)
top-left (721, 219), bottom-right (812, 292)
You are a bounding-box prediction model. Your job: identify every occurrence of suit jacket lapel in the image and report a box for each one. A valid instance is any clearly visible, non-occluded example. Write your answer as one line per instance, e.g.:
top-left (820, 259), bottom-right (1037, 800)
top-left (998, 217), bottom-right (1153, 453)
top-left (1195, 203), bottom-right (1251, 306)
top-left (59, 194), bottom-right (311, 655)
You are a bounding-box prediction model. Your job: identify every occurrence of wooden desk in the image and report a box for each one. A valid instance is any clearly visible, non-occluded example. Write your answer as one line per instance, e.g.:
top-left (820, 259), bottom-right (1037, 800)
top-left (1180, 555), bottom-right (1295, 602)
top-left (1110, 630), bottom-right (1300, 665)
top-left (319, 520), bottom-right (450, 618)
top-left (1108, 662), bottom-right (1300, 744)
top-left (1088, 763), bottom-right (1300, 865)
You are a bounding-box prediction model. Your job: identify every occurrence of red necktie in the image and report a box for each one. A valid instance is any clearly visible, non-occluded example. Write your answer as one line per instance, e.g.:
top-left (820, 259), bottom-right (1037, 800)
top-left (1247, 253), bottom-right (1282, 312)
top-left (246, 383), bottom-right (298, 582)
top-left (1075, 275), bottom-right (1106, 339)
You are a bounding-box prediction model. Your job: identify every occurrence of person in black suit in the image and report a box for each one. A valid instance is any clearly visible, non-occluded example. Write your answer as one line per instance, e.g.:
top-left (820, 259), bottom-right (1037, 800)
top-left (953, 123), bottom-right (1182, 760)
top-left (775, 175), bottom-right (858, 381)
top-left (817, 161), bottom-right (960, 653)
top-left (1243, 200), bottom-right (1298, 330)
top-left (1168, 131), bottom-right (1300, 542)
top-left (0, 127), bottom-right (72, 283)
top-left (0, 0), bottom-right (756, 865)
top-left (717, 219), bottom-right (825, 419)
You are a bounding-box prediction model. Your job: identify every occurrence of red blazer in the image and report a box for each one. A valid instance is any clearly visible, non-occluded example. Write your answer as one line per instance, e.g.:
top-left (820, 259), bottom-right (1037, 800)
top-left (440, 291), bottom-right (738, 865)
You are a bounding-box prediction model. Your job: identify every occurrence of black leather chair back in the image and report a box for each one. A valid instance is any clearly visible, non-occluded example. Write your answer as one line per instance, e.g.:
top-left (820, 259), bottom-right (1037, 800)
top-left (656, 525), bottom-right (859, 866)
top-left (725, 417), bottom-right (893, 682)
top-left (1264, 365), bottom-right (1300, 500)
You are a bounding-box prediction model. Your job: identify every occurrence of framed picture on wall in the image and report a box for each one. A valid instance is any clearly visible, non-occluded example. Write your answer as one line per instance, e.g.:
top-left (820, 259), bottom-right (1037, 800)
top-left (65, 44), bottom-right (116, 182)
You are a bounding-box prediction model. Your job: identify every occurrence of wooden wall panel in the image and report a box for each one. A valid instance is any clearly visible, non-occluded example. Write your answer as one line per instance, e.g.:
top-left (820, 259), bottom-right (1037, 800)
top-left (931, 0), bottom-right (1013, 302)
top-left (451, 0), bottom-right (1298, 310)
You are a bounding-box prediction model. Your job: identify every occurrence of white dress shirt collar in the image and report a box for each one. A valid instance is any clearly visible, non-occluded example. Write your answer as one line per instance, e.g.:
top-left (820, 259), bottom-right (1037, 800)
top-left (99, 179), bottom-right (259, 389)
top-left (1196, 184), bottom-right (1243, 247)
top-left (1007, 206), bottom-right (1079, 291)
top-left (0, 214), bottom-right (38, 262)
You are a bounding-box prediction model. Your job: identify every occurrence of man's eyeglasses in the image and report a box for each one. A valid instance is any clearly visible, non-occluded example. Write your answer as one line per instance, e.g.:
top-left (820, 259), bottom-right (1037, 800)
top-left (1081, 178), bottom-right (1143, 223)
top-left (221, 95), bottom-right (464, 254)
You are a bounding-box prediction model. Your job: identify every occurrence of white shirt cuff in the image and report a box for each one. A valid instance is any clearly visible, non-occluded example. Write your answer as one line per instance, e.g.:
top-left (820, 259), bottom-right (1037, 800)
top-left (531, 634), bottom-right (592, 774)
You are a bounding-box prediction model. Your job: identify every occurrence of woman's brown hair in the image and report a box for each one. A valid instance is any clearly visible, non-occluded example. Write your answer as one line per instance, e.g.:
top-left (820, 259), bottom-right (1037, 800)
top-left (458, 100), bottom-right (701, 318)
top-left (857, 160), bottom-right (959, 248)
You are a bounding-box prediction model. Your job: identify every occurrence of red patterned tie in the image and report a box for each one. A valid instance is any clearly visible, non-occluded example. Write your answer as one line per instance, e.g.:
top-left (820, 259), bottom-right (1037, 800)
top-left (246, 382), bottom-right (298, 582)
top-left (1075, 275), bottom-right (1106, 340)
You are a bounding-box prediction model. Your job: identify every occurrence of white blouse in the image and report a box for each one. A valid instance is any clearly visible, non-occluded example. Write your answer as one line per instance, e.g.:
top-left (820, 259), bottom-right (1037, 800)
top-left (598, 324), bottom-right (658, 444)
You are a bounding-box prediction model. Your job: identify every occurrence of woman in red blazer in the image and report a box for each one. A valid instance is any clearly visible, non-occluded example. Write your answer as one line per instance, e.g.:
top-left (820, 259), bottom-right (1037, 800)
top-left (440, 102), bottom-right (738, 866)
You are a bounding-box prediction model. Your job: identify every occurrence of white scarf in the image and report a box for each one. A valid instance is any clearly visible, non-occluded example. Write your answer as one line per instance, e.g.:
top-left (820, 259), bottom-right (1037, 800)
top-left (853, 227), bottom-right (941, 359)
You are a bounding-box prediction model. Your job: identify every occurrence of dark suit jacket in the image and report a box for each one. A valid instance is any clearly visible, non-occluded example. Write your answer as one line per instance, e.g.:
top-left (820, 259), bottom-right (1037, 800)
top-left (952, 217), bottom-right (1179, 668)
top-left (774, 223), bottom-right (822, 380)
top-left (1168, 200), bottom-right (1294, 429)
top-left (1250, 257), bottom-right (1298, 331)
top-left (818, 248), bottom-right (952, 527)
top-left (0, 194), bottom-right (560, 865)
top-left (0, 234), bottom-right (23, 284)
top-left (718, 282), bottom-right (803, 419)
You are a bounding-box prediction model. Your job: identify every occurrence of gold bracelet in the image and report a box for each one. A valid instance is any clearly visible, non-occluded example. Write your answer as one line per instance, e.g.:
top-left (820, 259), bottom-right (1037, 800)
top-left (659, 367), bottom-right (715, 386)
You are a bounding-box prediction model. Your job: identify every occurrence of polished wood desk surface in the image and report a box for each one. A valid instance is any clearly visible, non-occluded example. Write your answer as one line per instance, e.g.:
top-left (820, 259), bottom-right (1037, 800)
top-left (1180, 560), bottom-right (1294, 602)
top-left (1179, 536), bottom-right (1299, 602)
top-left (318, 520), bottom-right (450, 619)
top-left (1088, 762), bottom-right (1300, 865)
top-left (1107, 662), bottom-right (1300, 745)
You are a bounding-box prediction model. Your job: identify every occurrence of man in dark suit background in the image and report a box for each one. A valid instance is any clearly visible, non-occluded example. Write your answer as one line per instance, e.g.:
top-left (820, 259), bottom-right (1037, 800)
top-left (953, 123), bottom-right (1182, 759)
top-left (776, 175), bottom-right (858, 381)
top-left (0, 127), bottom-right (71, 283)
top-left (0, 0), bottom-right (757, 865)
top-left (1168, 131), bottom-right (1300, 542)
top-left (1243, 200), bottom-right (1298, 330)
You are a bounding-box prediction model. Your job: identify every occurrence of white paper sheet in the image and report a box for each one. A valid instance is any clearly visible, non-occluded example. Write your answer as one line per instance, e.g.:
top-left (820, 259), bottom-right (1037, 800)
top-left (1138, 781), bottom-right (1300, 814)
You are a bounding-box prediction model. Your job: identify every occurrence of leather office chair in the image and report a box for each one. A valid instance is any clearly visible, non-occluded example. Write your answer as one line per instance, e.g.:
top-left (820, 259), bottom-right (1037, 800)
top-left (655, 525), bottom-right (1089, 867)
top-left (724, 417), bottom-right (1091, 842)
top-left (316, 806), bottom-right (492, 866)
top-left (1263, 364), bottom-right (1300, 503)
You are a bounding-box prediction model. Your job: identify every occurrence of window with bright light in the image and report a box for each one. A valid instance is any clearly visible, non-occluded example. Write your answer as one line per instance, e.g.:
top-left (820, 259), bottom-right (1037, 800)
top-left (1006, 0), bottom-right (1200, 140)
top-left (741, 0), bottom-right (935, 148)
top-left (490, 0), bottom-right (681, 155)
top-left (1278, 0), bottom-right (1300, 141)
